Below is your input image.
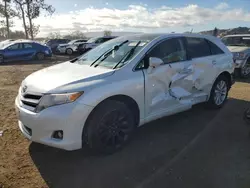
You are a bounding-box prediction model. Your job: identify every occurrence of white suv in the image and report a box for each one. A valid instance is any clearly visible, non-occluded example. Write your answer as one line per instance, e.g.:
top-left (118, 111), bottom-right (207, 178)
top-left (222, 34), bottom-right (250, 78)
top-left (15, 33), bottom-right (235, 154)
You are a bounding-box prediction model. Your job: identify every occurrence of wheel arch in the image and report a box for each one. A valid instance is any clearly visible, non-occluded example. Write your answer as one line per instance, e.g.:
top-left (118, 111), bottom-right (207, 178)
top-left (217, 71), bottom-right (232, 87)
top-left (82, 94), bottom-right (140, 145)
top-left (86, 94), bottom-right (140, 127)
top-left (207, 70), bottom-right (232, 100)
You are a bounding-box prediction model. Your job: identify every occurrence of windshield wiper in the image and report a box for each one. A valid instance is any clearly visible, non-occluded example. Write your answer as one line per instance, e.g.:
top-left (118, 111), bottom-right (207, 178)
top-left (90, 40), bottom-right (129, 67)
top-left (113, 41), bottom-right (141, 69)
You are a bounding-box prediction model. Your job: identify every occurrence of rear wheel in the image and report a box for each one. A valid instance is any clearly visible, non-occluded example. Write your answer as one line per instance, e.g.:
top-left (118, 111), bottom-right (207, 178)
top-left (84, 100), bottom-right (135, 154)
top-left (36, 52), bottom-right (45, 60)
top-left (240, 60), bottom-right (250, 78)
top-left (66, 48), bottom-right (73, 55)
top-left (207, 75), bottom-right (229, 108)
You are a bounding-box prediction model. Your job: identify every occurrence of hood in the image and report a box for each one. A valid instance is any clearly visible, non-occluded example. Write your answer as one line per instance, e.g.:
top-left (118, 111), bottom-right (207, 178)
top-left (227, 46), bottom-right (250, 53)
top-left (23, 62), bottom-right (114, 93)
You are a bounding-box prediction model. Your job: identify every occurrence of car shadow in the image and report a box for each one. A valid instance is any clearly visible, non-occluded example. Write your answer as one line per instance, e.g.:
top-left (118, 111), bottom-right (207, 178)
top-left (29, 98), bottom-right (249, 188)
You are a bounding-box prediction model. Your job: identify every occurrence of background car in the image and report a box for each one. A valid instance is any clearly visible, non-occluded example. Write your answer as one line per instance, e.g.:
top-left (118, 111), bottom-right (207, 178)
top-left (0, 40), bottom-right (52, 63)
top-left (77, 36), bottom-right (116, 54)
top-left (0, 39), bottom-right (16, 48)
top-left (56, 39), bottom-right (87, 55)
top-left (45, 39), bottom-right (70, 53)
top-left (222, 34), bottom-right (250, 78)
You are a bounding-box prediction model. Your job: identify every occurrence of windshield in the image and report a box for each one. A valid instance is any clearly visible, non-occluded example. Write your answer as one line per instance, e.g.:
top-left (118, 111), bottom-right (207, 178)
top-left (222, 36), bottom-right (250, 47)
top-left (87, 37), bottom-right (98, 43)
top-left (0, 41), bottom-right (14, 49)
top-left (76, 38), bottom-right (149, 69)
top-left (68, 40), bottom-right (77, 44)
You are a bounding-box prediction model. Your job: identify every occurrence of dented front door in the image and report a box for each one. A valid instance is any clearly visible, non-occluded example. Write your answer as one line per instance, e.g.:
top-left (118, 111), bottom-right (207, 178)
top-left (143, 60), bottom-right (195, 119)
top-left (143, 37), bottom-right (195, 119)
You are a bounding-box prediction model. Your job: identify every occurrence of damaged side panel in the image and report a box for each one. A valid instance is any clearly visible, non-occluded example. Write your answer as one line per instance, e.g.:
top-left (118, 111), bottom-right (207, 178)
top-left (143, 59), bottom-right (214, 121)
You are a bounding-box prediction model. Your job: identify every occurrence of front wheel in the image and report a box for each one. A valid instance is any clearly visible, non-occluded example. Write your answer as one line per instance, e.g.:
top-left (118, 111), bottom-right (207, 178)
top-left (84, 100), bottom-right (135, 154)
top-left (207, 75), bottom-right (229, 108)
top-left (66, 48), bottom-right (73, 55)
top-left (240, 60), bottom-right (250, 78)
top-left (36, 52), bottom-right (45, 60)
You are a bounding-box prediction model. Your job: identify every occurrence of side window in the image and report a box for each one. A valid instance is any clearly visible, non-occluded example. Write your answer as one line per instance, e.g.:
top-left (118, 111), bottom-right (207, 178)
top-left (207, 40), bottom-right (224, 55)
top-left (148, 38), bottom-right (187, 64)
top-left (23, 43), bottom-right (33, 49)
top-left (103, 38), bottom-right (112, 42)
top-left (186, 37), bottom-right (211, 58)
top-left (7, 43), bottom-right (20, 50)
top-left (95, 38), bottom-right (104, 44)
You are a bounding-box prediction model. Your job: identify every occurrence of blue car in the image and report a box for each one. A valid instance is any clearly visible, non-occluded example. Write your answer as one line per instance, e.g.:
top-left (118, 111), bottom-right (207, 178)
top-left (0, 41), bottom-right (52, 63)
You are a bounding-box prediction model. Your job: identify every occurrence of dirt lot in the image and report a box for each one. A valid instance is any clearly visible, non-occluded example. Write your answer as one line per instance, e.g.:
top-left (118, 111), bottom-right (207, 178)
top-left (0, 60), bottom-right (250, 188)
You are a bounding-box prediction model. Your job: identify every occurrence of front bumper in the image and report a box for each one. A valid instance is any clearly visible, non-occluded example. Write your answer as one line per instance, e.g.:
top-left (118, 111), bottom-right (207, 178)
top-left (234, 59), bottom-right (247, 68)
top-left (56, 47), bottom-right (66, 54)
top-left (15, 97), bottom-right (94, 150)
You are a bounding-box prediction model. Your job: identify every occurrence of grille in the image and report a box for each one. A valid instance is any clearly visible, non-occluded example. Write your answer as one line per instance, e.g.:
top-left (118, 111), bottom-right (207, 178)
top-left (20, 93), bottom-right (42, 111)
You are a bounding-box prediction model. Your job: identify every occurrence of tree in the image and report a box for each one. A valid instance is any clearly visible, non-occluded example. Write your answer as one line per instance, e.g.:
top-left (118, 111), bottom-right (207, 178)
top-left (27, 23), bottom-right (39, 38)
top-left (14, 0), bottom-right (28, 39)
top-left (47, 32), bottom-right (61, 39)
top-left (9, 30), bottom-right (26, 39)
top-left (25, 0), bottom-right (55, 39)
top-left (103, 30), bottom-right (112, 36)
top-left (0, 0), bottom-right (17, 38)
top-left (14, 0), bottom-right (55, 39)
top-left (62, 30), bottom-right (87, 40)
top-left (213, 27), bottom-right (218, 37)
top-left (71, 30), bottom-right (86, 39)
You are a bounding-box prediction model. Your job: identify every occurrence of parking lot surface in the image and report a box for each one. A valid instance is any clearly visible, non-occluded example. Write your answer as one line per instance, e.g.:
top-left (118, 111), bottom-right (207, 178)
top-left (0, 59), bottom-right (250, 188)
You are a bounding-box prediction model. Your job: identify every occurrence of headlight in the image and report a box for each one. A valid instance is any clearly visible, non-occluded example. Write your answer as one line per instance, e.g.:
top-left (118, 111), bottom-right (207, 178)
top-left (35, 91), bottom-right (83, 112)
top-left (233, 52), bottom-right (246, 59)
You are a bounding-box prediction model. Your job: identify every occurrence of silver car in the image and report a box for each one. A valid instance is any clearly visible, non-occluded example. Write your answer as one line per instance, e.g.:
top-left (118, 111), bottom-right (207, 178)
top-left (15, 33), bottom-right (234, 154)
top-left (222, 34), bottom-right (250, 78)
top-left (57, 39), bottom-right (87, 55)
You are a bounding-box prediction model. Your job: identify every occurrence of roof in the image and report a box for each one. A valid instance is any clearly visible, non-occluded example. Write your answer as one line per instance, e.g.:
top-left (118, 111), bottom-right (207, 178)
top-left (223, 34), bottom-right (250, 37)
top-left (114, 33), bottom-right (219, 42)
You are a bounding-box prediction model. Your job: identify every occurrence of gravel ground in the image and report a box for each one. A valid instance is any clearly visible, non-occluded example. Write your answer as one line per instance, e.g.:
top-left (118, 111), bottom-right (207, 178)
top-left (0, 60), bottom-right (250, 188)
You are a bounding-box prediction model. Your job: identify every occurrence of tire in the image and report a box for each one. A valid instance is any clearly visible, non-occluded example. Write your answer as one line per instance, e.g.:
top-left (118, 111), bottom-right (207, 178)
top-left (207, 75), bottom-right (229, 109)
top-left (244, 108), bottom-right (250, 125)
top-left (84, 100), bottom-right (135, 154)
top-left (240, 60), bottom-right (250, 78)
top-left (66, 48), bottom-right (73, 55)
top-left (36, 52), bottom-right (45, 60)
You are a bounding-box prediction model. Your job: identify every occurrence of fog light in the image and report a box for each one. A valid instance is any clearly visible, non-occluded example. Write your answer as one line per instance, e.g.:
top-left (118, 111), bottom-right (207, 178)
top-left (52, 130), bottom-right (63, 139)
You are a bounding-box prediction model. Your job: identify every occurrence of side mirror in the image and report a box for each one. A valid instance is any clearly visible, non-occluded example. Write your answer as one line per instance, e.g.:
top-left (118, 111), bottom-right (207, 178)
top-left (148, 57), bottom-right (163, 73)
top-left (149, 57), bottom-right (163, 68)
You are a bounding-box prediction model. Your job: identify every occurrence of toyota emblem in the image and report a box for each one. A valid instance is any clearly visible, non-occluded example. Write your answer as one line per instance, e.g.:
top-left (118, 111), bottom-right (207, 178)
top-left (22, 85), bottom-right (27, 93)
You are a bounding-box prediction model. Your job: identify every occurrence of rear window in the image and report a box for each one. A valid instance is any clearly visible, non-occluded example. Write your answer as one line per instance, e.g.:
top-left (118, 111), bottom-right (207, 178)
top-left (207, 40), bottom-right (224, 55)
top-left (186, 37), bottom-right (211, 58)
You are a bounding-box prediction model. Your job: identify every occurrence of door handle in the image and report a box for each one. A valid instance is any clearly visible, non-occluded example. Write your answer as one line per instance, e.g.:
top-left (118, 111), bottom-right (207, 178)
top-left (180, 68), bottom-right (192, 74)
top-left (212, 60), bottom-right (217, 65)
